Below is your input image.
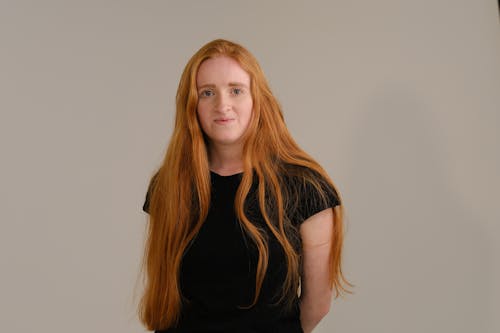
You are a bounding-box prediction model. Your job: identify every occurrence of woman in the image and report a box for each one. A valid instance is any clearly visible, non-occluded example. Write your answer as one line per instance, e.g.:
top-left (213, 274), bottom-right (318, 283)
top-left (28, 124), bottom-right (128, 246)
top-left (139, 39), bottom-right (352, 333)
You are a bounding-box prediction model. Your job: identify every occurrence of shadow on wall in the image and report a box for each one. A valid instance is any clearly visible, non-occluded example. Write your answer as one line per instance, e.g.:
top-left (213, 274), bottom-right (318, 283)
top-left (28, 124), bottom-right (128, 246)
top-left (341, 86), bottom-right (493, 332)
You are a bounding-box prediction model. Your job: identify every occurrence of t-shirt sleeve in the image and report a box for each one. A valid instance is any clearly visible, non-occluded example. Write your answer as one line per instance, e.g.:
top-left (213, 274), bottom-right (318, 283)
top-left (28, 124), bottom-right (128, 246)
top-left (142, 172), bottom-right (158, 214)
top-left (291, 171), bottom-right (340, 226)
top-left (142, 187), bottom-right (151, 214)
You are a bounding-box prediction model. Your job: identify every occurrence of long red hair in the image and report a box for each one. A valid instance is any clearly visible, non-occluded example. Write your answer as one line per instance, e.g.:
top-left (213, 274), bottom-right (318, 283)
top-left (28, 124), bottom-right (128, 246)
top-left (139, 39), bottom-right (352, 330)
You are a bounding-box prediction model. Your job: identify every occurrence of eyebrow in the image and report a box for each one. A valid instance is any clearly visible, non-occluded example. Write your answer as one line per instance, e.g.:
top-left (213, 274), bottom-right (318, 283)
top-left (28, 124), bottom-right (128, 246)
top-left (197, 82), bottom-right (249, 89)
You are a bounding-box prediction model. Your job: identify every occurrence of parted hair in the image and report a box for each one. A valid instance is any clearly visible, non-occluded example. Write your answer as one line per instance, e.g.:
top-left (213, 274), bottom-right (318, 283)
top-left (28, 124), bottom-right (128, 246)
top-left (139, 39), bottom-right (352, 331)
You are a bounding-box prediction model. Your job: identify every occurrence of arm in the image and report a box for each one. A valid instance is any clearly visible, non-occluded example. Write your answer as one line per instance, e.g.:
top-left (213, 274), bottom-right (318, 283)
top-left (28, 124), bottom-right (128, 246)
top-left (298, 207), bottom-right (334, 333)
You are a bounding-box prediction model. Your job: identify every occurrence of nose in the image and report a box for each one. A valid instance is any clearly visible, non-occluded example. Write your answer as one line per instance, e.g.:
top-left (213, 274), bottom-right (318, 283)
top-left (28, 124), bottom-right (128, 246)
top-left (214, 92), bottom-right (230, 113)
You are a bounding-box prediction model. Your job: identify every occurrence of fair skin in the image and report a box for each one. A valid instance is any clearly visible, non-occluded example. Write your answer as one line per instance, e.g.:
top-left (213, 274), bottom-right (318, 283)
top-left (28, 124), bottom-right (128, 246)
top-left (196, 55), bottom-right (333, 331)
top-left (299, 207), bottom-right (335, 332)
top-left (196, 56), bottom-right (253, 176)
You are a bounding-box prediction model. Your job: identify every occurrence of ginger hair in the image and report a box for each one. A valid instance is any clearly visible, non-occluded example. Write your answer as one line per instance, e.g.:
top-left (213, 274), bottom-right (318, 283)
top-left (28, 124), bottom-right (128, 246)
top-left (138, 39), bottom-right (352, 330)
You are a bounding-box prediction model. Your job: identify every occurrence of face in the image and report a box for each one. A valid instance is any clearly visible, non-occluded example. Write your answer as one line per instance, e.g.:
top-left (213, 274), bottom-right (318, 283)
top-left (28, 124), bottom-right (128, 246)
top-left (196, 56), bottom-right (253, 152)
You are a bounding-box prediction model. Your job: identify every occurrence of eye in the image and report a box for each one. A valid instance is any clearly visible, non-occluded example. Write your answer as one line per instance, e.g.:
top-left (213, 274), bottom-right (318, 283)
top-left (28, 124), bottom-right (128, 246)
top-left (199, 89), bottom-right (214, 98)
top-left (232, 87), bottom-right (243, 95)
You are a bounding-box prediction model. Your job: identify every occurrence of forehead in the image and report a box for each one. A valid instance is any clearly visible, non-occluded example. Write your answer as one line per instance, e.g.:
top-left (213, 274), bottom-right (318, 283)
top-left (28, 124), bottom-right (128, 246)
top-left (196, 56), bottom-right (250, 86)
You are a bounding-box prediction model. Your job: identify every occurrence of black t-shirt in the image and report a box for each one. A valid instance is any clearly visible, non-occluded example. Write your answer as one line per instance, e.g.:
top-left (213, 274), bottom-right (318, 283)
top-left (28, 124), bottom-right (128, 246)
top-left (142, 168), bottom-right (340, 333)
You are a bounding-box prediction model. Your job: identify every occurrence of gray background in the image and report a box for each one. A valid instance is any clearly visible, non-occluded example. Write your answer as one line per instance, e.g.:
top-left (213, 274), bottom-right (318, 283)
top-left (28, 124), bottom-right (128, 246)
top-left (1, 0), bottom-right (499, 332)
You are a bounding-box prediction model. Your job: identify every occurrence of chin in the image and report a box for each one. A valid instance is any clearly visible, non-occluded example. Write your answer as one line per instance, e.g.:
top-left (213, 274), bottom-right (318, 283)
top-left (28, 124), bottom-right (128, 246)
top-left (214, 137), bottom-right (243, 146)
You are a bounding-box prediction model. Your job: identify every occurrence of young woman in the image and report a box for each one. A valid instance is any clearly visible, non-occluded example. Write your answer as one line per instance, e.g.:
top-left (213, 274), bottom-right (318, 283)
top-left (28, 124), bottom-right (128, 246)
top-left (139, 39), bottom-right (352, 333)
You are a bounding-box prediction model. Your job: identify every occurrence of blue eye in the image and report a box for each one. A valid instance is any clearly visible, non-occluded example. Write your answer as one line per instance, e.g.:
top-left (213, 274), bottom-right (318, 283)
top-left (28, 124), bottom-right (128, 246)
top-left (232, 88), bottom-right (243, 95)
top-left (200, 90), bottom-right (214, 97)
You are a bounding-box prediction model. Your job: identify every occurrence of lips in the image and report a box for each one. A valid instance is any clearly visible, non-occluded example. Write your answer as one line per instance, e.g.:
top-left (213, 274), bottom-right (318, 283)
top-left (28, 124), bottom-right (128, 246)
top-left (215, 118), bottom-right (234, 124)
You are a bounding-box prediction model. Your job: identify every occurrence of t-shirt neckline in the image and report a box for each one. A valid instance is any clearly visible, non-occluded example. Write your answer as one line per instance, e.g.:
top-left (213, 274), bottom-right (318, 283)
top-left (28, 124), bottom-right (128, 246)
top-left (210, 170), bottom-right (244, 178)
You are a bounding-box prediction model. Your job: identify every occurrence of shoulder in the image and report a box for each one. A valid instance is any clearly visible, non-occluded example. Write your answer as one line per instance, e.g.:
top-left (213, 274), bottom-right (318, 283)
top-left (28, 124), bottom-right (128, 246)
top-left (142, 170), bottom-right (160, 214)
top-left (281, 164), bottom-right (340, 226)
top-left (281, 164), bottom-right (338, 201)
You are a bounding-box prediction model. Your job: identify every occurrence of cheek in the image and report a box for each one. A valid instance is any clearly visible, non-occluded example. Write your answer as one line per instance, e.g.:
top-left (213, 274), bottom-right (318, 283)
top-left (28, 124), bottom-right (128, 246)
top-left (244, 100), bottom-right (253, 120)
top-left (196, 109), bottom-right (208, 133)
top-left (197, 101), bottom-right (210, 120)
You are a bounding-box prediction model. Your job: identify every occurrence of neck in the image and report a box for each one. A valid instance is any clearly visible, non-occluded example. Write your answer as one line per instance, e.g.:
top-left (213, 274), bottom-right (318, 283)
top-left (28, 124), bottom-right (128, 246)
top-left (207, 143), bottom-right (244, 175)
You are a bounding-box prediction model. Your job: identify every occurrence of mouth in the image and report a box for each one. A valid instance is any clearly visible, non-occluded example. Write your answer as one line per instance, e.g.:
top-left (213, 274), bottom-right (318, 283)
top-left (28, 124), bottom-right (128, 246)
top-left (215, 118), bottom-right (234, 124)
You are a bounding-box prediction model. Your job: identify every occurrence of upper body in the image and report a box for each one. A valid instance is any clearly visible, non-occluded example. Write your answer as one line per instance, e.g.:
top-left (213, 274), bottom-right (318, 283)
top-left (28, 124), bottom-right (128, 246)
top-left (139, 39), bottom-right (350, 333)
top-left (143, 167), bottom-right (340, 332)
